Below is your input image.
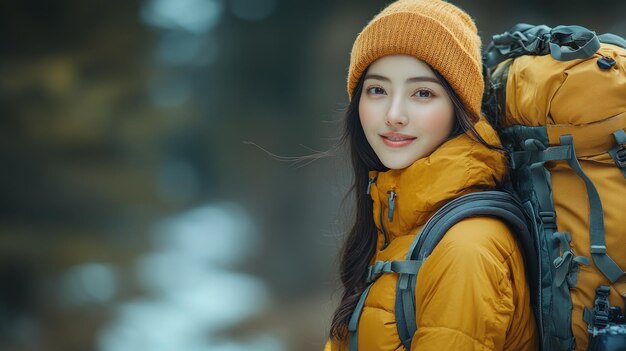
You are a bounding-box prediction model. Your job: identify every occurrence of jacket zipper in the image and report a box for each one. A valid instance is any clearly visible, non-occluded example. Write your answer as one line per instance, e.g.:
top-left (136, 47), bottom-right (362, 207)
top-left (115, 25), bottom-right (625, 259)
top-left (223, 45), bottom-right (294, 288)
top-left (380, 190), bottom-right (396, 249)
top-left (379, 209), bottom-right (389, 250)
top-left (366, 175), bottom-right (377, 194)
top-left (366, 176), bottom-right (396, 250)
top-left (387, 190), bottom-right (396, 222)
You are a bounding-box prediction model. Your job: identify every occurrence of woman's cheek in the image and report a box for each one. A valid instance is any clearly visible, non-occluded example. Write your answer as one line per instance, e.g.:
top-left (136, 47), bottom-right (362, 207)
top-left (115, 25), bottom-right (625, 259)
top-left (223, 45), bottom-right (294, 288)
top-left (359, 101), bottom-right (382, 130)
top-left (416, 105), bottom-right (454, 135)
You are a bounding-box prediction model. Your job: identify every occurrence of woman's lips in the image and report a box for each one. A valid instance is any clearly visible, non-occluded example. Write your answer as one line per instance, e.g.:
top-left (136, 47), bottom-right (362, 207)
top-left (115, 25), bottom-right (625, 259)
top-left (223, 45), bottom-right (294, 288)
top-left (380, 133), bottom-right (417, 148)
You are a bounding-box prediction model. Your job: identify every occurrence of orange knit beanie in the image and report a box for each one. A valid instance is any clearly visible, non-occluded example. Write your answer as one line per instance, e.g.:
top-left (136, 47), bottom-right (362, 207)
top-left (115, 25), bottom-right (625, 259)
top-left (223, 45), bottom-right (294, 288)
top-left (347, 0), bottom-right (484, 121)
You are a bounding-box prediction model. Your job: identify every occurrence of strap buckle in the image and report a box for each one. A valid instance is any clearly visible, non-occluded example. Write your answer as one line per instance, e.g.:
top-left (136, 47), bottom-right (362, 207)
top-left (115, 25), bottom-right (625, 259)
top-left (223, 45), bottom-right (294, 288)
top-left (616, 143), bottom-right (626, 168)
top-left (611, 130), bottom-right (626, 172)
top-left (540, 211), bottom-right (557, 229)
top-left (593, 285), bottom-right (612, 328)
top-left (591, 245), bottom-right (607, 254)
top-left (366, 261), bottom-right (388, 283)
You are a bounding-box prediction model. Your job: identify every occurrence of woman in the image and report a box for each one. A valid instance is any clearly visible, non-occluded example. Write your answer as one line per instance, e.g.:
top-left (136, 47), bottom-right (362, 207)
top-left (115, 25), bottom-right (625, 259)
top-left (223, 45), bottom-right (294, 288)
top-left (326, 0), bottom-right (538, 349)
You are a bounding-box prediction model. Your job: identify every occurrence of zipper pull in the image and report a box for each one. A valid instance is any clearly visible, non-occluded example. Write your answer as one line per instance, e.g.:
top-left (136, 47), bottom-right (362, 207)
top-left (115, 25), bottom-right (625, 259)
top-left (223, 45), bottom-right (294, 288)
top-left (387, 190), bottom-right (396, 222)
top-left (366, 176), bottom-right (377, 195)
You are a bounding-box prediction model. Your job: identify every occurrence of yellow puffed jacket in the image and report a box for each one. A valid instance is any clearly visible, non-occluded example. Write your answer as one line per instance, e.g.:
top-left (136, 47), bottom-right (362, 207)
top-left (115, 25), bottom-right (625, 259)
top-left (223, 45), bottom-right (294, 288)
top-left (326, 119), bottom-right (538, 350)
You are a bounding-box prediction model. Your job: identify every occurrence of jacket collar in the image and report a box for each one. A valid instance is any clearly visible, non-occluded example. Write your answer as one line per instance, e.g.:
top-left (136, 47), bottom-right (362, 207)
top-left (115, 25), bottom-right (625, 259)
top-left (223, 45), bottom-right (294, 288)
top-left (367, 118), bottom-right (507, 247)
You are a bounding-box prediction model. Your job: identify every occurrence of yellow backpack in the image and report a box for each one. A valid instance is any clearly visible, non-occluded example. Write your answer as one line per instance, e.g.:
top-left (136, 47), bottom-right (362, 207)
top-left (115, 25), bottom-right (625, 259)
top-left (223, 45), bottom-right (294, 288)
top-left (484, 24), bottom-right (626, 351)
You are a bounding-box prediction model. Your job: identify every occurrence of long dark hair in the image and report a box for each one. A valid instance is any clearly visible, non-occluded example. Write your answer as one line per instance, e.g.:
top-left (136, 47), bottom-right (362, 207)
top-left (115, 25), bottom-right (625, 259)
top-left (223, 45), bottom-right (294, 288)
top-left (329, 64), bottom-right (502, 340)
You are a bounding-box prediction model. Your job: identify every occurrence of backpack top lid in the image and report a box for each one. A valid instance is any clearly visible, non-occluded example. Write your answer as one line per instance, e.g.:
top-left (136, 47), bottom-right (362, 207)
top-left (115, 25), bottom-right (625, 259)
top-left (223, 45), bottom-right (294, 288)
top-left (484, 24), bottom-right (626, 128)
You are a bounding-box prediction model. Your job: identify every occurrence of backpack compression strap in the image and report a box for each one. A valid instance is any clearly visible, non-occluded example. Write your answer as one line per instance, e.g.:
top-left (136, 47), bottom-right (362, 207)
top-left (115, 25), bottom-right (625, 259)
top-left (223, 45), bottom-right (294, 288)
top-left (609, 129), bottom-right (626, 179)
top-left (395, 191), bottom-right (540, 350)
top-left (504, 127), bottom-right (626, 349)
top-left (483, 24), bottom-right (609, 68)
top-left (507, 126), bottom-right (626, 285)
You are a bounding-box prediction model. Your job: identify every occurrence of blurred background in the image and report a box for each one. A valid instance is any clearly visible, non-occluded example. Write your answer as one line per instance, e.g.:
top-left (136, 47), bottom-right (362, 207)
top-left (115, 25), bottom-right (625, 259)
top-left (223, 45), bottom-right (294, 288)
top-left (0, 0), bottom-right (624, 350)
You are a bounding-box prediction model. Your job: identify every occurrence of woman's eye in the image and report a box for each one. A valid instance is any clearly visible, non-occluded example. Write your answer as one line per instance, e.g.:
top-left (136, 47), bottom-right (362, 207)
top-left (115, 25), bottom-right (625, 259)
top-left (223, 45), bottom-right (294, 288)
top-left (367, 87), bottom-right (386, 95)
top-left (414, 89), bottom-right (433, 98)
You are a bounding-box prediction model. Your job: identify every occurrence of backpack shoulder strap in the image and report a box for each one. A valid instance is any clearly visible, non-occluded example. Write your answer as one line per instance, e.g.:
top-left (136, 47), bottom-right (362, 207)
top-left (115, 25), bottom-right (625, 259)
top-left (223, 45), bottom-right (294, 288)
top-left (395, 190), bottom-right (541, 350)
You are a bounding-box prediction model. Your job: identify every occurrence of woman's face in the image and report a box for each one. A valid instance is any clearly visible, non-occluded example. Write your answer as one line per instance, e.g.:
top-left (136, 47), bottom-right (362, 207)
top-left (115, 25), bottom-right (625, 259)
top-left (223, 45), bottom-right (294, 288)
top-left (359, 54), bottom-right (455, 170)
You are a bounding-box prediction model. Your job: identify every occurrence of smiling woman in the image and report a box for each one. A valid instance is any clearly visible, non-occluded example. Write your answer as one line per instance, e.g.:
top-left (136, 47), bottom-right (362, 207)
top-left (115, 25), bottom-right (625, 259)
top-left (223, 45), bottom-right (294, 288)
top-left (325, 0), bottom-right (538, 350)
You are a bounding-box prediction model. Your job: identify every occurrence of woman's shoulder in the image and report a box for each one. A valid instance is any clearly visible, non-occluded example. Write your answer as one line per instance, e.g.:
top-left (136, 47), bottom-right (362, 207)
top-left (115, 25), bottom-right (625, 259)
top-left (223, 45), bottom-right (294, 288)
top-left (433, 216), bottom-right (521, 265)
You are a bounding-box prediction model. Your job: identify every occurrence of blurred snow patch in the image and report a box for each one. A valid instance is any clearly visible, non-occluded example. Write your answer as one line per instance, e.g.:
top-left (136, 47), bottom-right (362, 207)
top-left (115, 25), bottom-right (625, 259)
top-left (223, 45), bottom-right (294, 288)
top-left (151, 202), bottom-right (258, 267)
top-left (141, 0), bottom-right (223, 34)
top-left (58, 263), bottom-right (118, 307)
top-left (98, 201), bottom-right (272, 351)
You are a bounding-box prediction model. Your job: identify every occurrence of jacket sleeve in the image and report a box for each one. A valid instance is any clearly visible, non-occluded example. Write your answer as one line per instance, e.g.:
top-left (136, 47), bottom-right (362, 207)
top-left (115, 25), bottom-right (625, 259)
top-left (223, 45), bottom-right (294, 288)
top-left (410, 217), bottom-right (520, 351)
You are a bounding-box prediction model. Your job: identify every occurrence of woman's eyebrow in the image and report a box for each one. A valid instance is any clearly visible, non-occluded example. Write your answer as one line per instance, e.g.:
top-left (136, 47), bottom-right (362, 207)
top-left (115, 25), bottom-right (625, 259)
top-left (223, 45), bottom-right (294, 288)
top-left (364, 74), bottom-right (441, 85)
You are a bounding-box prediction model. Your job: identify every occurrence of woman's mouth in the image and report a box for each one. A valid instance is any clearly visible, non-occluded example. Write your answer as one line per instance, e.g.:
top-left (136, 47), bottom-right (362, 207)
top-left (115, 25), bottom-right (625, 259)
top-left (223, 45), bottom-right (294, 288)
top-left (380, 133), bottom-right (417, 147)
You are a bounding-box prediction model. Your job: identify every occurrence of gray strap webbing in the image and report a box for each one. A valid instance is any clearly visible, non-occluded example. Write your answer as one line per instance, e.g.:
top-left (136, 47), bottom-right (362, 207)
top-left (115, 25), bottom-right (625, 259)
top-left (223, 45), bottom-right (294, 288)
top-left (608, 129), bottom-right (626, 179)
top-left (418, 200), bottom-right (529, 259)
top-left (350, 260), bottom-right (422, 350)
top-left (366, 260), bottom-right (422, 284)
top-left (348, 283), bottom-right (373, 351)
top-left (549, 25), bottom-right (600, 61)
top-left (598, 33), bottom-right (626, 49)
top-left (521, 139), bottom-right (558, 234)
top-left (397, 273), bottom-right (416, 349)
top-left (502, 128), bottom-right (572, 351)
top-left (484, 24), bottom-right (551, 67)
top-left (531, 164), bottom-right (556, 230)
top-left (552, 232), bottom-right (590, 287)
top-left (365, 259), bottom-right (422, 350)
top-left (484, 24), bottom-right (602, 68)
top-left (560, 135), bottom-right (626, 283)
top-left (397, 191), bottom-right (540, 350)
top-left (510, 145), bottom-right (571, 169)
top-left (527, 156), bottom-right (571, 351)
top-left (485, 26), bottom-right (624, 71)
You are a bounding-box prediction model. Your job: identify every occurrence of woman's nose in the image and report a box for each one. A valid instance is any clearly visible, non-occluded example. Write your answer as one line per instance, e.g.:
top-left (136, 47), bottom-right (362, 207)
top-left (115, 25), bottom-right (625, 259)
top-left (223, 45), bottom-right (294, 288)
top-left (385, 97), bottom-right (408, 126)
